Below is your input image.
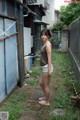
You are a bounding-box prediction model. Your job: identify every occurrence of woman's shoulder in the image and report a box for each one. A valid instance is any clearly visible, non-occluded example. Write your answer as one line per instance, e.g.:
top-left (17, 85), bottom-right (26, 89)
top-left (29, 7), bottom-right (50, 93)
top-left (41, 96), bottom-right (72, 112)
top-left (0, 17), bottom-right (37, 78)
top-left (46, 42), bottom-right (51, 47)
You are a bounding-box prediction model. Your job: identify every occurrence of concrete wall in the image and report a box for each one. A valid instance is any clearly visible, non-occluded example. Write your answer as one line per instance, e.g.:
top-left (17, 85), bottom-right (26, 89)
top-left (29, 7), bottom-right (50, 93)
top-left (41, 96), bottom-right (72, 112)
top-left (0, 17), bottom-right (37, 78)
top-left (61, 30), bottom-right (69, 52)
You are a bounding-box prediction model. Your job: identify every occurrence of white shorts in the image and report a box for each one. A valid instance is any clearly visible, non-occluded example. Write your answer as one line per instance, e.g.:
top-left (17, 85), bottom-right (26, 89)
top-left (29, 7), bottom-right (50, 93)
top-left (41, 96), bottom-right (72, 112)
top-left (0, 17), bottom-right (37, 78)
top-left (41, 64), bottom-right (53, 73)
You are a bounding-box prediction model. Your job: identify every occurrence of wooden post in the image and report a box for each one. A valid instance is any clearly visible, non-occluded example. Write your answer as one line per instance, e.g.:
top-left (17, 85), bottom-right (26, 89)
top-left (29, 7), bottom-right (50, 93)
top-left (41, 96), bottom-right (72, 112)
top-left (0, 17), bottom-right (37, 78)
top-left (16, 23), bottom-right (24, 87)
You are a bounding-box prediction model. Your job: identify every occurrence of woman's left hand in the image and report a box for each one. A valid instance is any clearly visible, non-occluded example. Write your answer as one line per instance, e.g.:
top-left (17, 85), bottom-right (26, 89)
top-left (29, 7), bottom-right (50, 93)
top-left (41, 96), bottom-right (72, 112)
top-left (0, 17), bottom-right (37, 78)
top-left (48, 70), bottom-right (51, 77)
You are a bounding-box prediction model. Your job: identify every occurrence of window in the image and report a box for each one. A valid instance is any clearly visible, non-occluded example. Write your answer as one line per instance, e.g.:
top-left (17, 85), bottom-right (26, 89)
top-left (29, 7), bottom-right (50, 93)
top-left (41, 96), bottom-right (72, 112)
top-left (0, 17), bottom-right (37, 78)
top-left (44, 0), bottom-right (50, 10)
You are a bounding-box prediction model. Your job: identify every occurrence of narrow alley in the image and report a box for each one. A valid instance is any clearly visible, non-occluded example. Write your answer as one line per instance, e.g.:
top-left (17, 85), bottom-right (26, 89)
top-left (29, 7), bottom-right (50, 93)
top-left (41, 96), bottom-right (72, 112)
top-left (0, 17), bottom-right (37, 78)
top-left (0, 50), bottom-right (80, 120)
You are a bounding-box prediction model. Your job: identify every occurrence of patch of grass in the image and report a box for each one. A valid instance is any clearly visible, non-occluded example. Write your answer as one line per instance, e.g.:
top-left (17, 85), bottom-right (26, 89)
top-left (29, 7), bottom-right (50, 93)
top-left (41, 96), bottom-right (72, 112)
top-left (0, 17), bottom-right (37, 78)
top-left (54, 88), bottom-right (70, 108)
top-left (0, 91), bottom-right (26, 120)
top-left (31, 59), bottom-right (40, 78)
top-left (30, 69), bottom-right (40, 78)
top-left (50, 50), bottom-right (80, 120)
top-left (50, 106), bottom-right (79, 120)
top-left (27, 80), bottom-right (37, 86)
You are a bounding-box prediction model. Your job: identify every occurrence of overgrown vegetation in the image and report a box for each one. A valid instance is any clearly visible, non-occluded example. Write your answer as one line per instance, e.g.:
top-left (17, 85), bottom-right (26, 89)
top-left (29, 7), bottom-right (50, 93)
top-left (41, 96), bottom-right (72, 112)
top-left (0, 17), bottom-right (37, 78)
top-left (51, 2), bottom-right (80, 31)
top-left (60, 2), bottom-right (80, 26)
top-left (0, 91), bottom-right (26, 120)
top-left (50, 50), bottom-right (80, 120)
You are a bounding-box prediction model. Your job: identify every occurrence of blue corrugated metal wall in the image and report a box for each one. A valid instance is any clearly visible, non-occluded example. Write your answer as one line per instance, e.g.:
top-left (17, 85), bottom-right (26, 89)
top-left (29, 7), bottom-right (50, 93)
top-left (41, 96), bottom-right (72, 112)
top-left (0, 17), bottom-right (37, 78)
top-left (0, 18), bottom-right (6, 101)
top-left (0, 17), bottom-right (18, 102)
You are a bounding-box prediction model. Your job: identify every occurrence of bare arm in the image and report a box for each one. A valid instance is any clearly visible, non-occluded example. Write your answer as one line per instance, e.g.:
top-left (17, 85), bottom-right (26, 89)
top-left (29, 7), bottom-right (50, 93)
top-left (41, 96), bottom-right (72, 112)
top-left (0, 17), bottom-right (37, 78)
top-left (46, 43), bottom-right (52, 75)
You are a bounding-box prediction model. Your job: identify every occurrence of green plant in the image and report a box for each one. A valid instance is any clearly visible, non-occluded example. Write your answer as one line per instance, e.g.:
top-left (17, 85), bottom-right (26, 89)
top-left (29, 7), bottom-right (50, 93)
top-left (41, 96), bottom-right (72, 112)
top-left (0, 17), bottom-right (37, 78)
top-left (0, 91), bottom-right (26, 120)
top-left (54, 88), bottom-right (70, 108)
top-left (60, 2), bottom-right (80, 26)
top-left (51, 22), bottom-right (64, 32)
top-left (27, 80), bottom-right (37, 86)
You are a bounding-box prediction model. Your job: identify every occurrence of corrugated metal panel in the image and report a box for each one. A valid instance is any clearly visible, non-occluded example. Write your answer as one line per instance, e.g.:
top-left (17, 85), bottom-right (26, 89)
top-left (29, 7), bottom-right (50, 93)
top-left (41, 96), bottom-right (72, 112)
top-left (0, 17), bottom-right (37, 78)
top-left (0, 18), bottom-right (6, 102)
top-left (5, 19), bottom-right (18, 94)
top-left (0, 41), bottom-right (6, 102)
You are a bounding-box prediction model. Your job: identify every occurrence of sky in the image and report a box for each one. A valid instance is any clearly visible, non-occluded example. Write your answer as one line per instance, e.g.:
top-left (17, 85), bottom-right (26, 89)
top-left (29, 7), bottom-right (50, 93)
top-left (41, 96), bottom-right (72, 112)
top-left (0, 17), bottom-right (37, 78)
top-left (54, 0), bottom-right (69, 10)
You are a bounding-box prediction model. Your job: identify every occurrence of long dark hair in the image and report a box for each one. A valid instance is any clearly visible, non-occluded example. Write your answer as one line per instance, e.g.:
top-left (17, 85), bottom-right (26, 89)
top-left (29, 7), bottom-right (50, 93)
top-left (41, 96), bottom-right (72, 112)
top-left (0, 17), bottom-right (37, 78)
top-left (40, 28), bottom-right (51, 38)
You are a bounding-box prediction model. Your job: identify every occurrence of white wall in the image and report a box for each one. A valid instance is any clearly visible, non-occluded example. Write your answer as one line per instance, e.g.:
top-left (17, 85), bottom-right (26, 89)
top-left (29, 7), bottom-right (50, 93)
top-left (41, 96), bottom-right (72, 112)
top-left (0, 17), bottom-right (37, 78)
top-left (24, 27), bottom-right (31, 56)
top-left (42, 0), bottom-right (68, 27)
top-left (42, 0), bottom-right (55, 27)
top-left (37, 0), bottom-right (44, 6)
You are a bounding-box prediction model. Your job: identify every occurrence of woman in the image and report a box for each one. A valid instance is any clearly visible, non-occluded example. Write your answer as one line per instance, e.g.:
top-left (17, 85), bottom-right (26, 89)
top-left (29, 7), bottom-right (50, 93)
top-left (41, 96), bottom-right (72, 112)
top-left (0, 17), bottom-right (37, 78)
top-left (39, 28), bottom-right (53, 106)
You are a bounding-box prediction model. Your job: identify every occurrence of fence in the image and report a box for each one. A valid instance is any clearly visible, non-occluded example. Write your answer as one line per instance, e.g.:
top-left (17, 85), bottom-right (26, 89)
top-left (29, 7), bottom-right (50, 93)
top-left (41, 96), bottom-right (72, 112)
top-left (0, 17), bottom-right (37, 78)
top-left (68, 18), bottom-right (80, 80)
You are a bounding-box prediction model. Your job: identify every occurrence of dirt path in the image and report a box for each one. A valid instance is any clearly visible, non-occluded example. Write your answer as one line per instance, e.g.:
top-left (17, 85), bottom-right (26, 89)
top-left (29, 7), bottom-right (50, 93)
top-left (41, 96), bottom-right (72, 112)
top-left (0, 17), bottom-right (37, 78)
top-left (18, 75), bottom-right (55, 120)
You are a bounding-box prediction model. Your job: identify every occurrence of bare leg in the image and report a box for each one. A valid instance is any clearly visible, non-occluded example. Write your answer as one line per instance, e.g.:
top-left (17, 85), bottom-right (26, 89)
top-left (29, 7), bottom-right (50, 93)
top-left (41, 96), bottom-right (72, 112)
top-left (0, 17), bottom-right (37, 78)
top-left (39, 74), bottom-right (45, 100)
top-left (43, 72), bottom-right (50, 103)
top-left (39, 72), bottom-right (50, 105)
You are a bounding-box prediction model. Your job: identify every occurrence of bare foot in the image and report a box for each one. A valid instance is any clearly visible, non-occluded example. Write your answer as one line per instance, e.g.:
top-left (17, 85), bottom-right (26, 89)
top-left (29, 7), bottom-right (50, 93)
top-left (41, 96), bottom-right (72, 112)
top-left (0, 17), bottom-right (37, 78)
top-left (39, 100), bottom-right (50, 106)
top-left (39, 97), bottom-right (45, 101)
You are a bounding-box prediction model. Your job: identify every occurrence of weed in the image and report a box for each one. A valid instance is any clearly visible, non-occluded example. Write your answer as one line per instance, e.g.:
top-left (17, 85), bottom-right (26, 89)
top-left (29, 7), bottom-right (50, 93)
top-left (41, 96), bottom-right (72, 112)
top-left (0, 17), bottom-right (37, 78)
top-left (0, 91), bottom-right (26, 120)
top-left (27, 80), bottom-right (37, 86)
